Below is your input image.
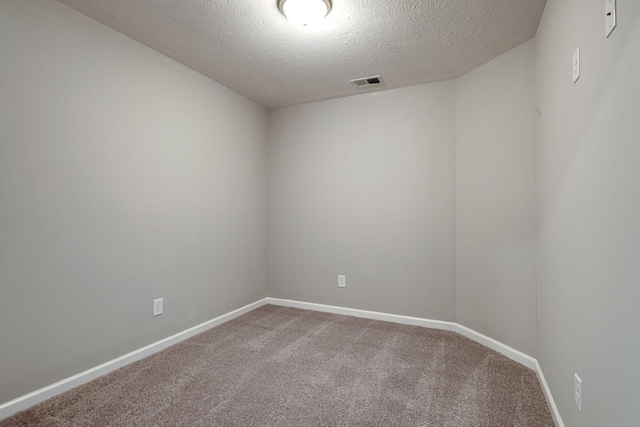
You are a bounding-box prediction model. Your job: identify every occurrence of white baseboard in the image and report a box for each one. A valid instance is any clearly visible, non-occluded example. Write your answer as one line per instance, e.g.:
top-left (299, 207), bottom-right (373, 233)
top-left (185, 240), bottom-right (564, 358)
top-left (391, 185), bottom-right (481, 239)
top-left (534, 359), bottom-right (565, 427)
top-left (452, 323), bottom-right (536, 370)
top-left (0, 298), bottom-right (268, 420)
top-left (2, 297), bottom-right (564, 427)
top-left (266, 297), bottom-right (564, 427)
top-left (266, 297), bottom-right (455, 331)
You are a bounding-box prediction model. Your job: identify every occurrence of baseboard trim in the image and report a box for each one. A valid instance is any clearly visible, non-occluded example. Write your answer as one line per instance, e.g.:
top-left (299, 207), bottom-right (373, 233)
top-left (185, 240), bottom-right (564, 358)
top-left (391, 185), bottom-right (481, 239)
top-left (266, 297), bottom-right (455, 331)
top-left (534, 359), bottom-right (565, 427)
top-left (2, 297), bottom-right (564, 427)
top-left (266, 297), bottom-right (564, 427)
top-left (0, 298), bottom-right (268, 420)
top-left (452, 323), bottom-right (536, 370)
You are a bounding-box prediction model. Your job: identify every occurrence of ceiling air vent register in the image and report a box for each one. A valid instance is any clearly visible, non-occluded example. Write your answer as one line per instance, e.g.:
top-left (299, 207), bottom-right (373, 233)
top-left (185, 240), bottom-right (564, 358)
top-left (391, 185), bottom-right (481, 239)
top-left (351, 75), bottom-right (385, 89)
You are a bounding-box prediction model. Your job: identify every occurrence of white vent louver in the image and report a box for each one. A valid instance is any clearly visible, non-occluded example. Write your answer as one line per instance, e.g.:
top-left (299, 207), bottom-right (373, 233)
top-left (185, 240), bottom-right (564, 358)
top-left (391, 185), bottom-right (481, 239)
top-left (350, 75), bottom-right (385, 89)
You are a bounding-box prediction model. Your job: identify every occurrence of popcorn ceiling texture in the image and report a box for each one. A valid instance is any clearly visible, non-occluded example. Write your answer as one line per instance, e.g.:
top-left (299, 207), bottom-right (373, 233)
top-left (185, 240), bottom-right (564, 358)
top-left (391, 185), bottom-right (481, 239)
top-left (56, 0), bottom-right (547, 108)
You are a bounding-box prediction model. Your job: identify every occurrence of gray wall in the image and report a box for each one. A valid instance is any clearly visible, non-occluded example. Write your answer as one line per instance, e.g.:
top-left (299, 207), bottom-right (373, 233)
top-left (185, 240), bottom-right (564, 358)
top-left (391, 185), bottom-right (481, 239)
top-left (535, 0), bottom-right (640, 426)
top-left (0, 0), bottom-right (268, 404)
top-left (267, 43), bottom-right (540, 358)
top-left (455, 40), bottom-right (538, 356)
top-left (5, 0), bottom-right (640, 423)
top-left (268, 83), bottom-right (456, 320)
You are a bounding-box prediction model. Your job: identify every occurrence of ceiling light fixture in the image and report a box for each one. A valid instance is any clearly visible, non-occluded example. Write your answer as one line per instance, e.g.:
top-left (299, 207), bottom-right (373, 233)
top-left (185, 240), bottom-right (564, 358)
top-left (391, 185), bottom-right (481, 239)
top-left (278, 0), bottom-right (332, 28)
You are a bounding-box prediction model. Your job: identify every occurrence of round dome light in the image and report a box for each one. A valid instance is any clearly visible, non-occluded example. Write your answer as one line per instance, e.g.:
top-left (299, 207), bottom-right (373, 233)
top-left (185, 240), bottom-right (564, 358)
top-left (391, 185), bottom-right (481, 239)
top-left (278, 0), bottom-right (332, 28)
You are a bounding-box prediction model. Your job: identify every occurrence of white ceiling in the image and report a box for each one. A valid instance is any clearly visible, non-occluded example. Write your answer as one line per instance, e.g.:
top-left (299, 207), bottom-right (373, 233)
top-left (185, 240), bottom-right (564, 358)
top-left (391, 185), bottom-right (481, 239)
top-left (56, 0), bottom-right (547, 108)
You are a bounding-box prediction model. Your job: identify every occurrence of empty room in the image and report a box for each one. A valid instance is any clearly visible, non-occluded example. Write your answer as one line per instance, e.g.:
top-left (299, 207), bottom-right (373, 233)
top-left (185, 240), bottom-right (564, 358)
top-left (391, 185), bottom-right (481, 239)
top-left (1, 0), bottom-right (639, 426)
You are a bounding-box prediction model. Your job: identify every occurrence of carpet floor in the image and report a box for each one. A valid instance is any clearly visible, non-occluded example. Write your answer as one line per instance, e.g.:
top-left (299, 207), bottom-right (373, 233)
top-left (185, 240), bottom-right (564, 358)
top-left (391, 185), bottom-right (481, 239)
top-left (1, 305), bottom-right (554, 426)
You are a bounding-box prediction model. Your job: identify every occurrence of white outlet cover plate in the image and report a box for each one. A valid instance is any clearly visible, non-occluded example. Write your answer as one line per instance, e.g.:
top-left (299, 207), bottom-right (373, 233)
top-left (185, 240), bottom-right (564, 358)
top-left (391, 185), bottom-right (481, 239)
top-left (338, 275), bottom-right (346, 288)
top-left (574, 373), bottom-right (582, 412)
top-left (606, 0), bottom-right (617, 38)
top-left (153, 298), bottom-right (163, 316)
top-left (573, 47), bottom-right (580, 83)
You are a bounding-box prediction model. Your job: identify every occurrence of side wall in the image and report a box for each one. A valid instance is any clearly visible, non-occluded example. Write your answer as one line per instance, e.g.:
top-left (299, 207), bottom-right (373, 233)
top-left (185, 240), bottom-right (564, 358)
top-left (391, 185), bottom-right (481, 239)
top-left (535, 0), bottom-right (640, 425)
top-left (455, 40), bottom-right (538, 356)
top-left (268, 83), bottom-right (456, 321)
top-left (0, 0), bottom-right (268, 404)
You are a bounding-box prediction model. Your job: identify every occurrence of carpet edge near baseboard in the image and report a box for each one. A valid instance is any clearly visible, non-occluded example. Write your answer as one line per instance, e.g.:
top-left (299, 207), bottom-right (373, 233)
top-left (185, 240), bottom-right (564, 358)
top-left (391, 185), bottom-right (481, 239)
top-left (0, 298), bottom-right (269, 420)
top-left (0, 297), bottom-right (564, 427)
top-left (265, 298), bottom-right (564, 427)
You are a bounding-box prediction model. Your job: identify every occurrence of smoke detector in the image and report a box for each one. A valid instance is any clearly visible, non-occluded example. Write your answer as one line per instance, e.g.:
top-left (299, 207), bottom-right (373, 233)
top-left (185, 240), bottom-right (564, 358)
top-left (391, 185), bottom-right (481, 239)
top-left (350, 75), bottom-right (385, 89)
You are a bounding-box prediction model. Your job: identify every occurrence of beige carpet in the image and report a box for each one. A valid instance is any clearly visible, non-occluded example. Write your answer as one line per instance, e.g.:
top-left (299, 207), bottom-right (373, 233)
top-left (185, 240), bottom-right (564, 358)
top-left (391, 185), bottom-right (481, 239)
top-left (1, 305), bottom-right (554, 426)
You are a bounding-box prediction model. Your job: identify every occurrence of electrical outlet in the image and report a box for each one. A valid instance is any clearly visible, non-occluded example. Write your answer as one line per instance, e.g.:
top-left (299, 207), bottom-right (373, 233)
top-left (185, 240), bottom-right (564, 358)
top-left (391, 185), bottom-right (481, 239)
top-left (153, 298), bottom-right (163, 316)
top-left (574, 373), bottom-right (582, 412)
top-left (573, 47), bottom-right (580, 83)
top-left (605, 0), bottom-right (616, 38)
top-left (338, 275), bottom-right (346, 288)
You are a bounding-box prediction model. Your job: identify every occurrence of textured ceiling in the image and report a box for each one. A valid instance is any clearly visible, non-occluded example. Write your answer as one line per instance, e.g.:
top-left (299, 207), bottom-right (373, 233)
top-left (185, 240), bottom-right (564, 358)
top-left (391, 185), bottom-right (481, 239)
top-left (56, 0), bottom-right (547, 108)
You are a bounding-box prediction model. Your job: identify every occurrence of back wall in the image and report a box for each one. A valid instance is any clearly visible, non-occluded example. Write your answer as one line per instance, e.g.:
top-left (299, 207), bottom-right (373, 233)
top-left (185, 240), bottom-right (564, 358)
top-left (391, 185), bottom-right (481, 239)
top-left (268, 83), bottom-right (457, 320)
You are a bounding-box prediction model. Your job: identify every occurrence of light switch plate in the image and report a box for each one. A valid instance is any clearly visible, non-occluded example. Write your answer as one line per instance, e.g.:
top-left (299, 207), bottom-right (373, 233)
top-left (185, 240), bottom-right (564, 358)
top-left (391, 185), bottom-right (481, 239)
top-left (573, 47), bottom-right (580, 84)
top-left (605, 0), bottom-right (617, 38)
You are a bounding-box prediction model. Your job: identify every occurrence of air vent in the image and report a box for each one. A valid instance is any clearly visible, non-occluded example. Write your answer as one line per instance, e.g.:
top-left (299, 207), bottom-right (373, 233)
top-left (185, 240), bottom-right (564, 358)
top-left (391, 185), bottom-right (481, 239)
top-left (350, 75), bottom-right (385, 89)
